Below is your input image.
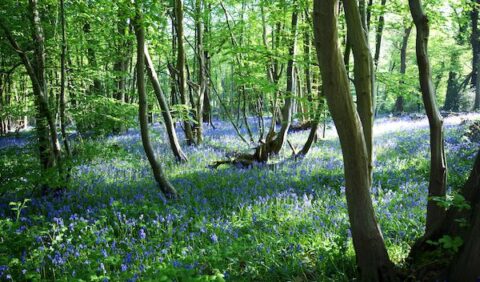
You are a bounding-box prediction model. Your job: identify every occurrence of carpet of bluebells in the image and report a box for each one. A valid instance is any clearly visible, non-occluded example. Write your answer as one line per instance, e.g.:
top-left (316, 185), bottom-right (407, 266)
top-left (0, 114), bottom-right (479, 281)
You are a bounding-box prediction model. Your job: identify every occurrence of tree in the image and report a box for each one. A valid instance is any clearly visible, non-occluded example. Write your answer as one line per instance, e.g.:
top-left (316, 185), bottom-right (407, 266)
top-left (144, 45), bottom-right (188, 163)
top-left (175, 0), bottom-right (195, 145)
top-left (133, 3), bottom-right (178, 199)
top-left (409, 0), bottom-right (447, 234)
top-left (0, 0), bottom-right (63, 190)
top-left (343, 0), bottom-right (375, 181)
top-left (59, 0), bottom-right (71, 157)
top-left (394, 24), bottom-right (413, 113)
top-left (471, 0), bottom-right (480, 110)
top-left (312, 0), bottom-right (395, 280)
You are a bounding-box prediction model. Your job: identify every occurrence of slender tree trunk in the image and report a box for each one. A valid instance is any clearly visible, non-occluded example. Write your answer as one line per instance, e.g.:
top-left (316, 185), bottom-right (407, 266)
top-left (114, 10), bottom-right (128, 103)
top-left (195, 0), bottom-right (206, 144)
top-left (304, 9), bottom-right (313, 120)
top-left (343, 0), bottom-right (375, 179)
top-left (471, 0), bottom-right (480, 110)
top-left (175, 0), bottom-right (195, 145)
top-left (409, 0), bottom-right (447, 234)
top-left (394, 24), bottom-right (412, 113)
top-left (59, 0), bottom-right (70, 157)
top-left (144, 46), bottom-right (188, 163)
top-left (313, 1), bottom-right (396, 280)
top-left (83, 22), bottom-right (101, 95)
top-left (133, 6), bottom-right (178, 199)
top-left (373, 0), bottom-right (387, 68)
top-left (270, 1), bottom-right (298, 154)
top-left (203, 3), bottom-right (212, 125)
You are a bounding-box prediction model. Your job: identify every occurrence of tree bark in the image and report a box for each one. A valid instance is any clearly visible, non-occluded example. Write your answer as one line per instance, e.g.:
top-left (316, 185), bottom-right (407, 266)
top-left (133, 6), bottom-right (178, 199)
top-left (83, 22), bottom-right (102, 95)
top-left (59, 0), bottom-right (70, 157)
top-left (409, 0), bottom-right (447, 234)
top-left (175, 0), bottom-right (195, 145)
top-left (408, 149), bottom-right (480, 280)
top-left (373, 0), bottom-right (387, 68)
top-left (471, 0), bottom-right (480, 110)
top-left (313, 1), bottom-right (395, 280)
top-left (343, 0), bottom-right (375, 180)
top-left (144, 45), bottom-right (188, 163)
top-left (270, 1), bottom-right (298, 155)
top-left (394, 24), bottom-right (412, 113)
top-left (195, 0), bottom-right (206, 144)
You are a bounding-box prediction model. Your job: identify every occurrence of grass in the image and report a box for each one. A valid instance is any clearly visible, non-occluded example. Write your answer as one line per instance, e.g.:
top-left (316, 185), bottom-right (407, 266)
top-left (0, 114), bottom-right (478, 281)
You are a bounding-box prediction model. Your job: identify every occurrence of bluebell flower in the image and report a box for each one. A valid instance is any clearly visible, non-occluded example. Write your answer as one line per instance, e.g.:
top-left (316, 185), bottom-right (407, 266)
top-left (210, 233), bottom-right (218, 243)
top-left (139, 228), bottom-right (146, 240)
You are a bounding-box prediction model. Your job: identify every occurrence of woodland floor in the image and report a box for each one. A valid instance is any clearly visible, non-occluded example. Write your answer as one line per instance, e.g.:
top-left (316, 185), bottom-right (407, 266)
top-left (1, 113), bottom-right (479, 281)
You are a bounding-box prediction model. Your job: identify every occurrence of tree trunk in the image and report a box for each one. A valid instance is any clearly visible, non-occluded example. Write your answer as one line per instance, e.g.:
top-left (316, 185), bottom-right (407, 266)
top-left (270, 1), bottom-right (298, 154)
top-left (83, 22), bottom-right (102, 95)
top-left (408, 149), bottom-right (480, 280)
top-left (394, 24), bottom-right (412, 113)
top-left (448, 151), bottom-right (480, 280)
top-left (471, 0), bottom-right (480, 110)
top-left (312, 1), bottom-right (395, 280)
top-left (203, 4), bottom-right (212, 125)
top-left (59, 0), bottom-right (70, 157)
top-left (144, 45), bottom-right (188, 163)
top-left (373, 0), bottom-right (387, 68)
top-left (195, 0), bottom-right (206, 144)
top-left (175, 0), bottom-right (195, 145)
top-left (133, 6), bottom-right (178, 199)
top-left (409, 0), bottom-right (447, 234)
top-left (113, 9), bottom-right (129, 103)
top-left (444, 71), bottom-right (460, 112)
top-left (303, 8), bottom-right (313, 120)
top-left (343, 0), bottom-right (375, 180)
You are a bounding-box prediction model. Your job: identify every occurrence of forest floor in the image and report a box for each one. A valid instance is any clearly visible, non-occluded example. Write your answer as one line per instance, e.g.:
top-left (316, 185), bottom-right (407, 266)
top-left (1, 113), bottom-right (479, 281)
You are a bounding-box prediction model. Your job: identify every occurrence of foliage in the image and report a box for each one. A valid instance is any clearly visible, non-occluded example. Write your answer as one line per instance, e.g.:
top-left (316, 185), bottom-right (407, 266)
top-left (72, 95), bottom-right (137, 137)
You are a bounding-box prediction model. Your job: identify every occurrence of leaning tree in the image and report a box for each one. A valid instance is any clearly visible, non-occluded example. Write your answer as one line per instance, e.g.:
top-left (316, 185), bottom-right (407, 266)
top-left (133, 2), bottom-right (178, 199)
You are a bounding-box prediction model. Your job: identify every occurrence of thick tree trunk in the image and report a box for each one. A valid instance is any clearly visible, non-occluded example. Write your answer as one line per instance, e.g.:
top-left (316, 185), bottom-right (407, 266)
top-left (408, 149), bottom-right (480, 280)
top-left (144, 46), bottom-right (188, 163)
top-left (313, 1), bottom-right (396, 280)
top-left (343, 0), bottom-right (375, 180)
top-left (409, 0), bottom-right (447, 234)
top-left (133, 7), bottom-right (178, 199)
top-left (444, 71), bottom-right (460, 112)
top-left (175, 0), bottom-right (195, 145)
top-left (448, 151), bottom-right (480, 280)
